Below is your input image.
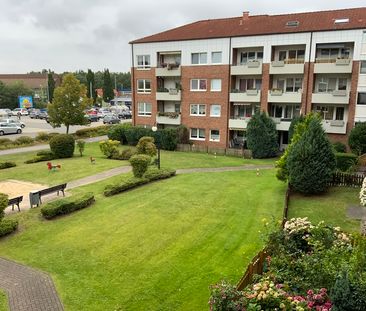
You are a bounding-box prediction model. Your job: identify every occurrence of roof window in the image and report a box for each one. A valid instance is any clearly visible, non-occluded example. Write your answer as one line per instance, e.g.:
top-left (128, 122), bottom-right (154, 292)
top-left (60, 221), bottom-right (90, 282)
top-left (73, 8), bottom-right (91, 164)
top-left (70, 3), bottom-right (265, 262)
top-left (286, 21), bottom-right (299, 27)
top-left (334, 18), bottom-right (349, 24)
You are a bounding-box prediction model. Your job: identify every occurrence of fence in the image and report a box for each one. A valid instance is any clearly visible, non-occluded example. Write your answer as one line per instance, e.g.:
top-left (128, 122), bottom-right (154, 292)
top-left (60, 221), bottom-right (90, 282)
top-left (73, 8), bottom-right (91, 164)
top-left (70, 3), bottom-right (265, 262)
top-left (328, 172), bottom-right (365, 187)
top-left (236, 185), bottom-right (291, 290)
top-left (176, 144), bottom-right (253, 159)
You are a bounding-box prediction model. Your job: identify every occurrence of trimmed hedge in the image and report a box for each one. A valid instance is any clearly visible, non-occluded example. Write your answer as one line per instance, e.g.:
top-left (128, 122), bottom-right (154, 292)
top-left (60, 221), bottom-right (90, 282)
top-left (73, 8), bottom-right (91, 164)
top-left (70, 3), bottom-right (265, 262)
top-left (49, 134), bottom-right (75, 158)
top-left (104, 168), bottom-right (176, 196)
top-left (14, 136), bottom-right (34, 145)
top-left (107, 123), bottom-right (132, 144)
top-left (333, 142), bottom-right (347, 153)
top-left (0, 219), bottom-right (18, 237)
top-left (335, 152), bottom-right (358, 172)
top-left (74, 125), bottom-right (111, 138)
top-left (41, 193), bottom-right (95, 219)
top-left (129, 154), bottom-right (151, 177)
top-left (111, 148), bottom-right (136, 160)
top-left (0, 161), bottom-right (16, 170)
top-left (125, 127), bottom-right (153, 145)
top-left (0, 193), bottom-right (8, 220)
top-left (24, 150), bottom-right (55, 164)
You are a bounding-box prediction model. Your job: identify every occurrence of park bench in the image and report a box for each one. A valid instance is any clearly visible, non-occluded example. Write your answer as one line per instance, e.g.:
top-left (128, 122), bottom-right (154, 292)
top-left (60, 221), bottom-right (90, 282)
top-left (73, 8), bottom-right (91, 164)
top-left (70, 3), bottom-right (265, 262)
top-left (7, 196), bottom-right (23, 211)
top-left (38, 183), bottom-right (67, 204)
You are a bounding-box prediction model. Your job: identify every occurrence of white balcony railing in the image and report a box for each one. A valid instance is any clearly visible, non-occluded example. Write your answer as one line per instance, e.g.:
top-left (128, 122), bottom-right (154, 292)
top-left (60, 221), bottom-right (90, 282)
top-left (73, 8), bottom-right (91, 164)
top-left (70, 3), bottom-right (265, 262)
top-left (231, 61), bottom-right (262, 75)
top-left (228, 118), bottom-right (250, 130)
top-left (155, 65), bottom-right (181, 77)
top-left (311, 91), bottom-right (350, 104)
top-left (229, 90), bottom-right (261, 102)
top-left (321, 120), bottom-right (347, 134)
top-left (314, 59), bottom-right (353, 74)
top-left (270, 60), bottom-right (304, 74)
top-left (156, 90), bottom-right (181, 101)
top-left (156, 114), bottom-right (181, 125)
top-left (268, 90), bottom-right (302, 103)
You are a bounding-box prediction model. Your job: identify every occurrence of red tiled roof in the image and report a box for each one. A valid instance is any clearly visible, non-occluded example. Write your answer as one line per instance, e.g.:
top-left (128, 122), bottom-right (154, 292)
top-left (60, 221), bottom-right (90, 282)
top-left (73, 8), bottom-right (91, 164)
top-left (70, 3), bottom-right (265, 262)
top-left (130, 7), bottom-right (366, 44)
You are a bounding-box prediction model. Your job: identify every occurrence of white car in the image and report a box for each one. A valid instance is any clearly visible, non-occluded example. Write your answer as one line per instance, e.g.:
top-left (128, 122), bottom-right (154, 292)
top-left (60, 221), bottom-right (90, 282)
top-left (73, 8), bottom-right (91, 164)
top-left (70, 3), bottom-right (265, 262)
top-left (0, 109), bottom-right (12, 117)
top-left (0, 118), bottom-right (26, 128)
top-left (0, 123), bottom-right (22, 135)
top-left (12, 108), bottom-right (29, 116)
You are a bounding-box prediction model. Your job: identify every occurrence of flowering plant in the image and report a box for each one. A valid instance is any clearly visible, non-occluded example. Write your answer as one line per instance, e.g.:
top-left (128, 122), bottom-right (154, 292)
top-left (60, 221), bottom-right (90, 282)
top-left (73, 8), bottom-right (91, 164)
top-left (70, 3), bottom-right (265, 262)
top-left (360, 177), bottom-right (366, 207)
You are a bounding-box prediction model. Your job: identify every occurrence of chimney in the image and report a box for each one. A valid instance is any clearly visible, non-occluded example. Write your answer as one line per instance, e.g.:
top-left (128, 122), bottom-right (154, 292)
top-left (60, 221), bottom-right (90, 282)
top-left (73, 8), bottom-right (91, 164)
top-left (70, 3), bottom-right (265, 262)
top-left (242, 11), bottom-right (249, 20)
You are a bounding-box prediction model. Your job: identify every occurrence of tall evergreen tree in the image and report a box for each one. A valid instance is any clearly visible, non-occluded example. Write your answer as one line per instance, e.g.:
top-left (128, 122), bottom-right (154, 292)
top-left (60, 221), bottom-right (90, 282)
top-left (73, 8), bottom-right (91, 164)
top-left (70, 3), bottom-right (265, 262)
top-left (86, 69), bottom-right (96, 103)
top-left (246, 112), bottom-right (279, 158)
top-left (287, 114), bottom-right (336, 194)
top-left (47, 72), bottom-right (55, 103)
top-left (103, 69), bottom-right (114, 102)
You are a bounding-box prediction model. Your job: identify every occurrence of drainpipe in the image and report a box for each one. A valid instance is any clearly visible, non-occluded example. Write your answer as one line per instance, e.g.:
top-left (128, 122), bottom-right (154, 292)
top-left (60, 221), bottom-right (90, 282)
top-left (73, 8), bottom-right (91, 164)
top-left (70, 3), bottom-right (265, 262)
top-left (131, 43), bottom-right (136, 126)
top-left (227, 37), bottom-right (232, 149)
top-left (304, 32), bottom-right (313, 115)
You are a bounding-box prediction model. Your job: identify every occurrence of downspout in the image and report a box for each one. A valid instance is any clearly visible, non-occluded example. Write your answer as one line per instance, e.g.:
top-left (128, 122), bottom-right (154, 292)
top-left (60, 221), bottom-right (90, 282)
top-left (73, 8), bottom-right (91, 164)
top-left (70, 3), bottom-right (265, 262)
top-left (304, 32), bottom-right (313, 115)
top-left (226, 37), bottom-right (232, 149)
top-left (131, 43), bottom-right (136, 126)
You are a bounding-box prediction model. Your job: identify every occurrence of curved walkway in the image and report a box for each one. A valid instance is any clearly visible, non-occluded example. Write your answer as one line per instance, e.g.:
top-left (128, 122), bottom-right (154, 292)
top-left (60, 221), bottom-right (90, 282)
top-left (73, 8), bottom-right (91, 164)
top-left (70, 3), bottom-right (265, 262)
top-left (0, 258), bottom-right (63, 311)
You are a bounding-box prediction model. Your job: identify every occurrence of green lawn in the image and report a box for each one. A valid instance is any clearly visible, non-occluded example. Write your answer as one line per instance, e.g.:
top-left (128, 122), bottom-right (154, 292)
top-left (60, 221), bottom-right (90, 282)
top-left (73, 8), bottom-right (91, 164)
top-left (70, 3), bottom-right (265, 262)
top-left (288, 187), bottom-right (360, 233)
top-left (0, 170), bottom-right (285, 311)
top-left (0, 289), bottom-right (8, 311)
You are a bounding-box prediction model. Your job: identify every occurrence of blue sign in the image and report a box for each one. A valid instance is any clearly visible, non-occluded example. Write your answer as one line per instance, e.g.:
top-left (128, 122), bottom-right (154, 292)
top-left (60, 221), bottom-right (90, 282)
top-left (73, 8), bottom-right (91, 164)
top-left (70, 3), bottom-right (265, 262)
top-left (18, 96), bottom-right (33, 108)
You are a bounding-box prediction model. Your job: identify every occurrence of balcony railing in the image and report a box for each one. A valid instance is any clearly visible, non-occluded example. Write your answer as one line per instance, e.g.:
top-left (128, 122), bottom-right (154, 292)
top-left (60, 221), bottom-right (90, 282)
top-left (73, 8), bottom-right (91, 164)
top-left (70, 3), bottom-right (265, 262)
top-left (156, 112), bottom-right (181, 125)
top-left (312, 90), bottom-right (350, 104)
top-left (228, 118), bottom-right (250, 130)
top-left (270, 59), bottom-right (305, 74)
top-left (268, 90), bottom-right (302, 103)
top-left (229, 90), bottom-right (261, 102)
top-left (155, 63), bottom-right (181, 76)
top-left (231, 60), bottom-right (262, 75)
top-left (156, 89), bottom-right (181, 101)
top-left (321, 120), bottom-right (347, 134)
top-left (314, 58), bottom-right (353, 74)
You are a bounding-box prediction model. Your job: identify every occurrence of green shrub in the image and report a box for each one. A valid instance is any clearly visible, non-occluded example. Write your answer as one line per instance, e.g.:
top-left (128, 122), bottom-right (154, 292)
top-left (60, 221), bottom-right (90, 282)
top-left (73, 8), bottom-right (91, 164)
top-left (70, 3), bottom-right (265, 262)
top-left (0, 161), bottom-right (16, 170)
top-left (158, 128), bottom-right (178, 151)
top-left (103, 177), bottom-right (149, 196)
top-left (24, 150), bottom-right (55, 164)
top-left (74, 125), bottom-right (111, 138)
top-left (143, 167), bottom-right (176, 181)
top-left (288, 115), bottom-right (305, 143)
top-left (136, 136), bottom-right (157, 157)
top-left (41, 193), bottom-right (95, 219)
top-left (0, 138), bottom-right (12, 145)
top-left (35, 132), bottom-right (51, 142)
top-left (99, 140), bottom-right (120, 158)
top-left (125, 126), bottom-right (153, 145)
top-left (107, 123), bottom-right (132, 144)
top-left (49, 134), bottom-right (75, 158)
top-left (111, 148), bottom-right (136, 160)
top-left (76, 140), bottom-right (86, 157)
top-left (0, 219), bottom-right (18, 237)
top-left (349, 122), bottom-right (366, 155)
top-left (14, 136), bottom-right (34, 145)
top-left (333, 142), bottom-right (347, 153)
top-left (176, 125), bottom-right (190, 144)
top-left (0, 193), bottom-right (8, 220)
top-left (335, 153), bottom-right (358, 172)
top-left (24, 156), bottom-right (44, 164)
top-left (129, 154), bottom-right (151, 177)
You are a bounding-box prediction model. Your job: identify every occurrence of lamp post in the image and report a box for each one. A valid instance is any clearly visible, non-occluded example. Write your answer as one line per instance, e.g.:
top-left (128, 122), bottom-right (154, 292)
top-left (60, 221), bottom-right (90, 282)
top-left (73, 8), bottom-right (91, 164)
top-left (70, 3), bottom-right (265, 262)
top-left (151, 125), bottom-right (160, 169)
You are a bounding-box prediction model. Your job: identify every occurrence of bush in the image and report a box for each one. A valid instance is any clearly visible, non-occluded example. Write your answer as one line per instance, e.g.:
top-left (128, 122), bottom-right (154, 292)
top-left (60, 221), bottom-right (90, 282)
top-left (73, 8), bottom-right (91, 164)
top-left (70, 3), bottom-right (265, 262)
top-left (288, 115), bottom-right (305, 143)
top-left (176, 125), bottom-right (190, 144)
top-left (0, 138), bottom-right (12, 145)
top-left (103, 177), bottom-right (149, 196)
top-left (107, 123), bottom-right (132, 144)
top-left (136, 136), bottom-right (157, 157)
top-left (24, 150), bottom-right (55, 164)
top-left (0, 161), bottom-right (16, 170)
top-left (349, 123), bottom-right (366, 155)
top-left (143, 167), bottom-right (176, 181)
top-left (99, 140), bottom-right (120, 158)
top-left (111, 148), bottom-right (136, 160)
top-left (49, 134), bottom-right (75, 158)
top-left (74, 125), bottom-right (111, 138)
top-left (158, 128), bottom-right (178, 151)
top-left (40, 193), bottom-right (95, 219)
top-left (247, 112), bottom-right (278, 158)
top-left (14, 136), bottom-right (34, 145)
top-left (129, 154), bottom-right (151, 177)
top-left (125, 126), bottom-right (153, 145)
top-left (335, 153), bottom-right (358, 172)
top-left (76, 140), bottom-right (86, 156)
top-left (35, 132), bottom-right (51, 142)
top-left (0, 193), bottom-right (8, 220)
top-left (333, 142), bottom-right (347, 153)
top-left (0, 219), bottom-right (18, 237)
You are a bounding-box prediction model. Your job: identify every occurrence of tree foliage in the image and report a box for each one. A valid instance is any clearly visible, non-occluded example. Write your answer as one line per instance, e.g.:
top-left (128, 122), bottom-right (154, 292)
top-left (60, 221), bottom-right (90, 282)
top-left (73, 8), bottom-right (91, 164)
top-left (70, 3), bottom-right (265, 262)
top-left (103, 69), bottom-right (114, 102)
top-left (287, 115), bottom-right (336, 194)
top-left (0, 81), bottom-right (33, 110)
top-left (246, 112), bottom-right (278, 158)
top-left (348, 122), bottom-right (366, 155)
top-left (47, 73), bottom-right (92, 134)
top-left (288, 115), bottom-right (305, 142)
top-left (86, 69), bottom-right (96, 103)
top-left (47, 72), bottom-right (56, 103)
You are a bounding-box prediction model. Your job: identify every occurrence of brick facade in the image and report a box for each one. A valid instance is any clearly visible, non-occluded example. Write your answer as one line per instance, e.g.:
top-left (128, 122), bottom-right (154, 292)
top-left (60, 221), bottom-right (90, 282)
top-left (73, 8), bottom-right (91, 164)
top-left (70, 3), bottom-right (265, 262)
top-left (347, 61), bottom-right (360, 134)
top-left (260, 64), bottom-right (270, 112)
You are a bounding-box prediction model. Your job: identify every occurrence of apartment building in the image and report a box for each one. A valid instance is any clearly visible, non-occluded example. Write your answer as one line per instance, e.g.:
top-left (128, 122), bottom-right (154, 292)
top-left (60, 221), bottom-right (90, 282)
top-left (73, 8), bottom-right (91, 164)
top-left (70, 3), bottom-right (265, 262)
top-left (130, 8), bottom-right (366, 149)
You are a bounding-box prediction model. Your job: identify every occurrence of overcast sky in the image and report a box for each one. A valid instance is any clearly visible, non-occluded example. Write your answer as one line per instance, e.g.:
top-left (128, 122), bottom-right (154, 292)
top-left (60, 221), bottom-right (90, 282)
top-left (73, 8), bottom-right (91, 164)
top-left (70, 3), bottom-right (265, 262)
top-left (0, 0), bottom-right (365, 74)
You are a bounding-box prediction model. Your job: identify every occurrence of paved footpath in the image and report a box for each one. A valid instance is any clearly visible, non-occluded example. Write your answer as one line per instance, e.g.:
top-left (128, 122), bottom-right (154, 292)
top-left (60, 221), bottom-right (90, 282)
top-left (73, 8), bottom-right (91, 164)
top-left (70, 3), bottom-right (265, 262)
top-left (0, 258), bottom-right (63, 311)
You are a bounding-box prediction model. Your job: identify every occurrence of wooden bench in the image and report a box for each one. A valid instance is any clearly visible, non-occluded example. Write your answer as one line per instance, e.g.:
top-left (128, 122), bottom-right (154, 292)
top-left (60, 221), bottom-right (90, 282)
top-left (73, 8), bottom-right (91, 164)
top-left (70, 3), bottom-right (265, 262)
top-left (8, 196), bottom-right (23, 211)
top-left (38, 183), bottom-right (67, 205)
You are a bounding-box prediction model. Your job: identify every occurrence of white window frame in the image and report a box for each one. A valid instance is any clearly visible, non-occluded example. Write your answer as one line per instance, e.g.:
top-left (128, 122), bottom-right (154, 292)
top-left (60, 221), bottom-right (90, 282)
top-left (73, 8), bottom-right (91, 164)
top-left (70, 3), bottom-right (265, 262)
top-left (360, 61), bottom-right (366, 74)
top-left (210, 104), bottom-right (221, 117)
top-left (240, 51), bottom-right (263, 64)
top-left (190, 104), bottom-right (206, 116)
top-left (137, 55), bottom-right (151, 69)
top-left (210, 129), bottom-right (220, 142)
top-left (190, 128), bottom-right (205, 140)
top-left (137, 79), bottom-right (151, 94)
top-left (137, 102), bottom-right (152, 117)
top-left (210, 79), bottom-right (222, 92)
top-left (190, 79), bottom-right (207, 91)
top-left (211, 51), bottom-right (222, 64)
top-left (191, 52), bottom-right (207, 65)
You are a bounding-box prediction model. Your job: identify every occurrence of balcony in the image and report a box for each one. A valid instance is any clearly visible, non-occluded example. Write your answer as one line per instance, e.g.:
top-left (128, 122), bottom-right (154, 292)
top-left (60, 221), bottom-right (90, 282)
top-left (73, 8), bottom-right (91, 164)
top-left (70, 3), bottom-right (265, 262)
top-left (314, 59), bottom-right (353, 74)
top-left (228, 118), bottom-right (250, 130)
top-left (270, 60), bottom-right (304, 74)
top-left (155, 64), bottom-right (181, 77)
top-left (231, 61), bottom-right (262, 75)
top-left (312, 90), bottom-right (350, 104)
top-left (268, 89), bottom-right (302, 103)
top-left (271, 118), bottom-right (292, 131)
top-left (156, 89), bottom-right (181, 101)
top-left (156, 112), bottom-right (181, 125)
top-left (321, 120), bottom-right (347, 134)
top-left (229, 90), bottom-right (261, 102)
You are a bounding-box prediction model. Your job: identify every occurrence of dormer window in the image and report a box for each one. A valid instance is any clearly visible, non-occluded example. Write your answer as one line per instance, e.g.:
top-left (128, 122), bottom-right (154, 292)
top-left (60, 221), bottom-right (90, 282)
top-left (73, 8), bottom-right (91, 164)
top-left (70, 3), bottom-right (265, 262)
top-left (334, 18), bottom-right (349, 24)
top-left (286, 21), bottom-right (299, 27)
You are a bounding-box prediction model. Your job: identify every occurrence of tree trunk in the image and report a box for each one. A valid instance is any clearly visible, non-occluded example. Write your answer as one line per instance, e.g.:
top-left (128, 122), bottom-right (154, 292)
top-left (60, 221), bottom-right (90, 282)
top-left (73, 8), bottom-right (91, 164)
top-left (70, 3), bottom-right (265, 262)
top-left (66, 124), bottom-right (69, 134)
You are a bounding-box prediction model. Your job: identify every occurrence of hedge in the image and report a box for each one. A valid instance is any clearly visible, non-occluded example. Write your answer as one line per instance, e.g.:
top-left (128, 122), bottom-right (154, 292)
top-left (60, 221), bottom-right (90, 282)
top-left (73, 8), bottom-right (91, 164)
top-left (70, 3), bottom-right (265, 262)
top-left (107, 123), bottom-right (132, 144)
top-left (0, 219), bottom-right (18, 237)
top-left (49, 134), bottom-right (75, 158)
top-left (24, 150), bottom-right (55, 164)
top-left (74, 125), bottom-right (111, 138)
top-left (0, 161), bottom-right (16, 169)
top-left (103, 168), bottom-right (176, 196)
top-left (129, 154), bottom-right (151, 177)
top-left (335, 152), bottom-right (358, 172)
top-left (41, 193), bottom-right (95, 219)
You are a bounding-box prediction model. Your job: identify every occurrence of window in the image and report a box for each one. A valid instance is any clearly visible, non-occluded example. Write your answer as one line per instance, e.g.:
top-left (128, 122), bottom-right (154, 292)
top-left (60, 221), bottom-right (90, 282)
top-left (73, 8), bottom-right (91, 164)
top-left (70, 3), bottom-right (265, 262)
top-left (238, 79), bottom-right (261, 91)
top-left (190, 79), bottom-right (207, 91)
top-left (284, 105), bottom-right (300, 119)
top-left (137, 103), bottom-right (152, 116)
top-left (137, 79), bottom-right (151, 93)
top-left (285, 78), bottom-right (302, 92)
top-left (190, 128), bottom-right (205, 140)
top-left (210, 130), bottom-right (220, 142)
top-left (210, 105), bottom-right (221, 117)
top-left (279, 49), bottom-right (305, 61)
top-left (316, 77), bottom-right (347, 93)
top-left (191, 52), bottom-right (207, 64)
top-left (358, 93), bottom-right (366, 105)
top-left (361, 61), bottom-right (366, 74)
top-left (240, 51), bottom-right (263, 64)
top-left (212, 52), bottom-right (222, 64)
top-left (335, 107), bottom-right (344, 120)
top-left (137, 55), bottom-right (150, 69)
top-left (233, 104), bottom-right (253, 118)
top-left (211, 79), bottom-right (222, 92)
top-left (190, 104), bottom-right (206, 116)
top-left (316, 106), bottom-right (334, 120)
top-left (271, 105), bottom-right (283, 118)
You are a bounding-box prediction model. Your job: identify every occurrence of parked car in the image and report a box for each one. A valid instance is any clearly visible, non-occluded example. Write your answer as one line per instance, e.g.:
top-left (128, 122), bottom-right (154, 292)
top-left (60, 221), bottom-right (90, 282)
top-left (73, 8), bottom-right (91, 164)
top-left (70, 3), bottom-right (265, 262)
top-left (85, 114), bottom-right (99, 122)
top-left (12, 108), bottom-right (29, 116)
top-left (0, 123), bottom-right (22, 135)
top-left (97, 109), bottom-right (111, 119)
top-left (0, 109), bottom-right (12, 117)
top-left (39, 110), bottom-right (48, 119)
top-left (103, 114), bottom-right (120, 124)
top-left (0, 118), bottom-right (26, 128)
top-left (118, 110), bottom-right (132, 119)
top-left (29, 109), bottom-right (41, 119)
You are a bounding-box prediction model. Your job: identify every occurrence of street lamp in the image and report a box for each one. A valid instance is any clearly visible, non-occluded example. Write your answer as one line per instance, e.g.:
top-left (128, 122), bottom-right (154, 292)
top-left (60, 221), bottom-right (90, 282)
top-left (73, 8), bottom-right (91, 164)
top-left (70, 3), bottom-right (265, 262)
top-left (151, 125), bottom-right (160, 169)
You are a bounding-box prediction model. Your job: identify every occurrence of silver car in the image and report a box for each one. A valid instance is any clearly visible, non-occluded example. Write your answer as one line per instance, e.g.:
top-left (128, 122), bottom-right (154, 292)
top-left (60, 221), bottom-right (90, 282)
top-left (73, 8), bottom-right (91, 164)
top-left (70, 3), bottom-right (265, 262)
top-left (0, 123), bottom-right (22, 135)
top-left (0, 118), bottom-right (26, 128)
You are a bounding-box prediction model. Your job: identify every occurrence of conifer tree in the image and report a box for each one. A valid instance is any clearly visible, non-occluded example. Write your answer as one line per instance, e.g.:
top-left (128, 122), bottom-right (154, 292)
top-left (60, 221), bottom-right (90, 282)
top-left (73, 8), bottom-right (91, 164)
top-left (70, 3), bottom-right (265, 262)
top-left (103, 69), bottom-right (114, 102)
